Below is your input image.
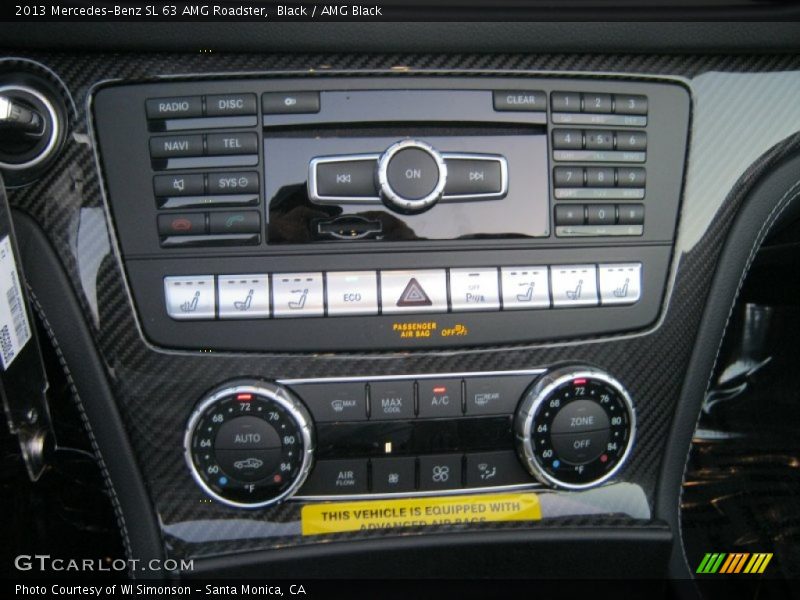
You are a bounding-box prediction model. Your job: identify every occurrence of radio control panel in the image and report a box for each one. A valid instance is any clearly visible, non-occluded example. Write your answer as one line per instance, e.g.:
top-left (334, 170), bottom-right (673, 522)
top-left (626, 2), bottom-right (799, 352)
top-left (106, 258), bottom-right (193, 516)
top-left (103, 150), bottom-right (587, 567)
top-left (93, 77), bottom-right (689, 351)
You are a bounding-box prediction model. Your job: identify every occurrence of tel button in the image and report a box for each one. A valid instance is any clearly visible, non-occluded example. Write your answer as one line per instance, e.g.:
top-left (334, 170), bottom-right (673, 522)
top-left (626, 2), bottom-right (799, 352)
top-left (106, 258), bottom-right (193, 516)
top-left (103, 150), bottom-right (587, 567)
top-left (207, 132), bottom-right (258, 155)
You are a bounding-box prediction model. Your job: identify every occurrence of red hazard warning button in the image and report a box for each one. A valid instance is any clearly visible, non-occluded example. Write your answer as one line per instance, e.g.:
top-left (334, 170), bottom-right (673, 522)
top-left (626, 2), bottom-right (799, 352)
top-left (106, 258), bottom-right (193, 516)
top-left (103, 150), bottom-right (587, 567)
top-left (381, 270), bottom-right (448, 314)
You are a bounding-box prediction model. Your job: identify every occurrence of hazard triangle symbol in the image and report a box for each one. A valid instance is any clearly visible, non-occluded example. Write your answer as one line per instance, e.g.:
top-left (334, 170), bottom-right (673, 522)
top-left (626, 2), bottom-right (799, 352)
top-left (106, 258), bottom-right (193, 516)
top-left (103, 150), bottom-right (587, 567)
top-left (397, 278), bottom-right (432, 307)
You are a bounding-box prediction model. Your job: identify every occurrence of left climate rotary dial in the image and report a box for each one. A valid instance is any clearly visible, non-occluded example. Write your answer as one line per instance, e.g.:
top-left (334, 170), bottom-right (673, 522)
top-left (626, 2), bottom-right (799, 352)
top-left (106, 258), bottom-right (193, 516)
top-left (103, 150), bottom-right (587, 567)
top-left (185, 381), bottom-right (314, 508)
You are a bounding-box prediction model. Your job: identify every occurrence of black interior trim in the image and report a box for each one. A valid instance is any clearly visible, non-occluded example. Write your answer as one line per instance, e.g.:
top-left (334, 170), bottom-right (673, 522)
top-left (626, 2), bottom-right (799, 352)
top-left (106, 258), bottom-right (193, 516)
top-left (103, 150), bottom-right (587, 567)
top-left (656, 142), bottom-right (800, 579)
top-left (1, 22), bottom-right (800, 53)
top-left (11, 209), bottom-right (166, 575)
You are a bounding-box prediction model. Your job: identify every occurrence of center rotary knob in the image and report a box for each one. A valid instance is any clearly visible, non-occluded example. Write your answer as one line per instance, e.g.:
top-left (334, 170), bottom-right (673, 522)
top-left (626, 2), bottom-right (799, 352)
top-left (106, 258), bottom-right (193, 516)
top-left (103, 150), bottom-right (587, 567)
top-left (377, 139), bottom-right (447, 214)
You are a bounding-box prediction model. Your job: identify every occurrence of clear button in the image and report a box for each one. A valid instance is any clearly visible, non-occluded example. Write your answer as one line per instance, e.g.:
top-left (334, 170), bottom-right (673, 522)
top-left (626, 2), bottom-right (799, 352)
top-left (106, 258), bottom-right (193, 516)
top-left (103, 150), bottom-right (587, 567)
top-left (500, 267), bottom-right (550, 309)
top-left (551, 265), bottom-right (599, 307)
top-left (326, 271), bottom-right (379, 316)
top-left (164, 276), bottom-right (215, 320)
top-left (599, 263), bottom-right (642, 305)
top-left (449, 268), bottom-right (500, 312)
top-left (218, 274), bottom-right (270, 319)
top-left (273, 272), bottom-right (324, 317)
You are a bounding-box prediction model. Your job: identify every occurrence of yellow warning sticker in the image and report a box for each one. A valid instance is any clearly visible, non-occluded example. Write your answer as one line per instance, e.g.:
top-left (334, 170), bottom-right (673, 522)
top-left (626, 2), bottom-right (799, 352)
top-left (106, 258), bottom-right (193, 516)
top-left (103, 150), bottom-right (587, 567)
top-left (301, 492), bottom-right (541, 536)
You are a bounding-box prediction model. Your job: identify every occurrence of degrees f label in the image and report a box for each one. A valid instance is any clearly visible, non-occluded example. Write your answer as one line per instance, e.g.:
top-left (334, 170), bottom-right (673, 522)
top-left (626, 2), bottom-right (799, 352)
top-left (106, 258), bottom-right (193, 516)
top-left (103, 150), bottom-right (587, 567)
top-left (0, 235), bottom-right (31, 370)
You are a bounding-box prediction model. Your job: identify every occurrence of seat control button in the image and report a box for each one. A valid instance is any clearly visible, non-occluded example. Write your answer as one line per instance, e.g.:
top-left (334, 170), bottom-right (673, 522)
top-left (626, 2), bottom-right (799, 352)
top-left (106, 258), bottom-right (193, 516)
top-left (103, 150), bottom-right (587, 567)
top-left (217, 274), bottom-right (270, 319)
top-left (551, 265), bottom-right (599, 307)
top-left (164, 276), bottom-right (215, 320)
top-left (598, 263), bottom-right (642, 306)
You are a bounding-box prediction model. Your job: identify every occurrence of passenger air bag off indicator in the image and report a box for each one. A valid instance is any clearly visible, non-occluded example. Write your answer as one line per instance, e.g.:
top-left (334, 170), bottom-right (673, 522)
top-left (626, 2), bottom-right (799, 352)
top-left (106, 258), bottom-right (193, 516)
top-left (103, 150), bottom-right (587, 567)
top-left (301, 492), bottom-right (541, 535)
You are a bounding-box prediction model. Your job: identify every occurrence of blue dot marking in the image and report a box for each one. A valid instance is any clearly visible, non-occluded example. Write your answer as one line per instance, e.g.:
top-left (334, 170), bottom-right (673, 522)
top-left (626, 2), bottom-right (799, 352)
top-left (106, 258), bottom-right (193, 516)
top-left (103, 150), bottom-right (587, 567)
top-left (219, 476), bottom-right (228, 486)
top-left (552, 460), bottom-right (560, 469)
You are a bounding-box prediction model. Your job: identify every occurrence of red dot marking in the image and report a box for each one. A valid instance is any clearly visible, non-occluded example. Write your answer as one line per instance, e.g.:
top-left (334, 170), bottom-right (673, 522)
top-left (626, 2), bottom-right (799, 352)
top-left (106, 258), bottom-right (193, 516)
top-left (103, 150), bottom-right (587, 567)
top-left (236, 393), bottom-right (253, 401)
top-left (273, 474), bottom-right (282, 483)
top-left (573, 379), bottom-right (587, 385)
top-left (600, 454), bottom-right (608, 463)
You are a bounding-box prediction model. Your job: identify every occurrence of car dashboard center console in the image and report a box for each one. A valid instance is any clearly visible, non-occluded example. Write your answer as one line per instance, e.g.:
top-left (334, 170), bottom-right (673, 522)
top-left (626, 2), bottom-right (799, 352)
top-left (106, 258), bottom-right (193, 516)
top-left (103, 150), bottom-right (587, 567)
top-left (94, 77), bottom-right (689, 352)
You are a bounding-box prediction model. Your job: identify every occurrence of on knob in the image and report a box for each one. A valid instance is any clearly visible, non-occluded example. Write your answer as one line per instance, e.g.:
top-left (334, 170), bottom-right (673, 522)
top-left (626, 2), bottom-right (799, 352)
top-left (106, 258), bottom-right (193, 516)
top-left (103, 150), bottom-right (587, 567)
top-left (376, 139), bottom-right (447, 214)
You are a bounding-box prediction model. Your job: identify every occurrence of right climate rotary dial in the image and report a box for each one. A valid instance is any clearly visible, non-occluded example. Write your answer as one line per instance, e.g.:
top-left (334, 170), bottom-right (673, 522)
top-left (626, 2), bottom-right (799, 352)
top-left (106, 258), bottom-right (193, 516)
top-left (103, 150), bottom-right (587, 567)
top-left (514, 367), bottom-right (635, 489)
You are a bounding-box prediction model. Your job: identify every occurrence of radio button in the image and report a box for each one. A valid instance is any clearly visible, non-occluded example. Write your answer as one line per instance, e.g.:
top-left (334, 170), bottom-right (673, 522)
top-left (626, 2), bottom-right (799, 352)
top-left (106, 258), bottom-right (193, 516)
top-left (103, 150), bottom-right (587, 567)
top-left (586, 204), bottom-right (616, 226)
top-left (443, 158), bottom-right (504, 197)
top-left (205, 93), bottom-right (257, 116)
top-left (418, 379), bottom-right (463, 418)
top-left (500, 267), bottom-right (550, 309)
top-left (290, 382), bottom-right (367, 423)
top-left (208, 210), bottom-right (260, 234)
top-left (582, 93), bottom-right (612, 114)
top-left (146, 96), bottom-right (202, 119)
top-left (493, 90), bottom-right (546, 112)
top-left (262, 91), bottom-right (320, 115)
top-left (615, 131), bottom-right (647, 151)
top-left (149, 135), bottom-right (203, 158)
top-left (372, 457), bottom-right (417, 493)
top-left (551, 265), bottom-right (599, 307)
top-left (554, 205), bottom-right (585, 226)
top-left (157, 213), bottom-right (206, 236)
top-left (207, 132), bottom-right (258, 155)
top-left (552, 129), bottom-right (582, 150)
top-left (419, 454), bottom-right (462, 490)
top-left (617, 167), bottom-right (646, 188)
top-left (326, 271), bottom-right (379, 316)
top-left (380, 269), bottom-right (448, 315)
top-left (553, 167), bottom-right (584, 187)
top-left (551, 91), bottom-right (581, 112)
top-left (614, 94), bottom-right (648, 115)
top-left (208, 171), bottom-right (259, 194)
top-left (370, 380), bottom-right (415, 420)
top-left (273, 272), bottom-right (325, 318)
top-left (465, 376), bottom-right (531, 416)
top-left (164, 276), bottom-right (215, 320)
top-left (617, 204), bottom-right (645, 225)
top-left (599, 263), bottom-right (642, 306)
top-left (465, 451), bottom-right (531, 488)
top-left (449, 268), bottom-right (500, 312)
top-left (314, 159), bottom-right (378, 199)
top-left (300, 459), bottom-right (368, 495)
top-left (217, 274), bottom-right (270, 319)
top-left (154, 173), bottom-right (204, 197)
top-left (585, 130), bottom-right (614, 150)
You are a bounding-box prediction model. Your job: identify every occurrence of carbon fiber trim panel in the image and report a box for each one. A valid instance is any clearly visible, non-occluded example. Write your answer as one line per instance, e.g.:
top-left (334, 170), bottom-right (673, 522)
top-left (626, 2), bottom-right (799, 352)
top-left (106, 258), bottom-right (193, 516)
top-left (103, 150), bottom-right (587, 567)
top-left (4, 51), bottom-right (800, 561)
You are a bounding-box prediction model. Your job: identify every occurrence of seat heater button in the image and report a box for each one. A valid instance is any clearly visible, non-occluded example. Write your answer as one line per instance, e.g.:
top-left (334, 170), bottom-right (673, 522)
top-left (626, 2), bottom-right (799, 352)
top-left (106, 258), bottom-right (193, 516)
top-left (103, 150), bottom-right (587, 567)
top-left (217, 274), bottom-right (270, 319)
top-left (164, 275), bottom-right (215, 320)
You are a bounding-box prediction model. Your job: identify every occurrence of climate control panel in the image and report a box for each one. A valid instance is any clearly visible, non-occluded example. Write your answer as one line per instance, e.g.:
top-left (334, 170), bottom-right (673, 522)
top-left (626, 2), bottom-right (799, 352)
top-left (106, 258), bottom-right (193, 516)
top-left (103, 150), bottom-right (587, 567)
top-left (185, 368), bottom-right (636, 507)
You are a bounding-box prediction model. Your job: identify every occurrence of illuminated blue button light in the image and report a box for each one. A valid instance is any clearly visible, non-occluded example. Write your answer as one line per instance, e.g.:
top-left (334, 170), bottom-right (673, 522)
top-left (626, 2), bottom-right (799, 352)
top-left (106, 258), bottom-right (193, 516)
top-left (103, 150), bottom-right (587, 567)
top-left (219, 477), bottom-right (228, 486)
top-left (552, 460), bottom-right (561, 469)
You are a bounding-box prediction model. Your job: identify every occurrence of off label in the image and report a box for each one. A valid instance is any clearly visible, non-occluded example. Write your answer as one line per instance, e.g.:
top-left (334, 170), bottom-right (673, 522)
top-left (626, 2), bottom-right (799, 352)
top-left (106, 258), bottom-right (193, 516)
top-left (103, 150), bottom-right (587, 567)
top-left (301, 492), bottom-right (541, 535)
